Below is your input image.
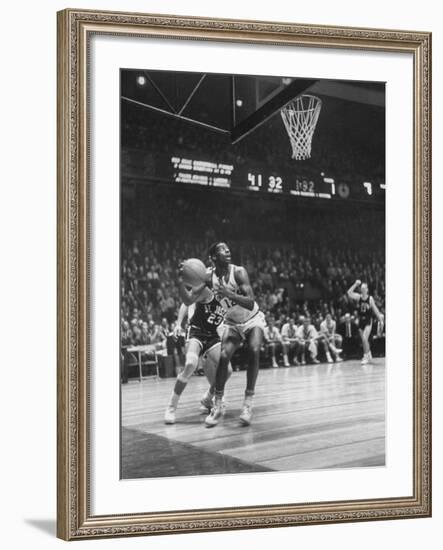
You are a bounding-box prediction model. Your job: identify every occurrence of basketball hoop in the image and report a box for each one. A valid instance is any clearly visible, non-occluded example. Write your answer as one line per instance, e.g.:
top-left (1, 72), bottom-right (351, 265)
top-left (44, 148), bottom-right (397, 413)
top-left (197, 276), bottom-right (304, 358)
top-left (281, 94), bottom-right (322, 160)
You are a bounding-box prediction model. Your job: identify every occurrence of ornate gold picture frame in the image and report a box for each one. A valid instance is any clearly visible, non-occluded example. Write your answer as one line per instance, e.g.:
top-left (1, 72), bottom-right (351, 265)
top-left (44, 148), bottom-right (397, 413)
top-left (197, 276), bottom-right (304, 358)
top-left (57, 8), bottom-right (431, 540)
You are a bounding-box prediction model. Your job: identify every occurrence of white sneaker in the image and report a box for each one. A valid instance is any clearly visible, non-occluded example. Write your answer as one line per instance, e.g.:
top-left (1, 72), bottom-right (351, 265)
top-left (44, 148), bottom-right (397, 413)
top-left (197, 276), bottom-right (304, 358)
top-left (333, 347), bottom-right (343, 359)
top-left (164, 406), bottom-right (176, 424)
top-left (272, 360), bottom-right (279, 368)
top-left (326, 353), bottom-right (333, 363)
top-left (361, 354), bottom-right (369, 365)
top-left (239, 403), bottom-right (252, 426)
top-left (205, 402), bottom-right (224, 427)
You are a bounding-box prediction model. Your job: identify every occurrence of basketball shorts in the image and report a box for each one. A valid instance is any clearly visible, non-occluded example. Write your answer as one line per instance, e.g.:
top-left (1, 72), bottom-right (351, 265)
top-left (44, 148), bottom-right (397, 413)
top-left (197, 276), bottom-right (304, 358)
top-left (359, 319), bottom-right (373, 330)
top-left (224, 310), bottom-right (266, 340)
top-left (187, 326), bottom-right (220, 354)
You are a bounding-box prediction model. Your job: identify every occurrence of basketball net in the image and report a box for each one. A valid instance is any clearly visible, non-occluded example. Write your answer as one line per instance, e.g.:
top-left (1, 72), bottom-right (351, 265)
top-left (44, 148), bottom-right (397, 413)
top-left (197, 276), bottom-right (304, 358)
top-left (281, 94), bottom-right (322, 160)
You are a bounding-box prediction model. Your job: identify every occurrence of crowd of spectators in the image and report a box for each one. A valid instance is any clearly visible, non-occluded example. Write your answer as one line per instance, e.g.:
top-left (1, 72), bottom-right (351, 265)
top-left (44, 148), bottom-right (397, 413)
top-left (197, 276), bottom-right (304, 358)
top-left (121, 235), bottom-right (385, 335)
top-left (121, 191), bottom-right (385, 369)
top-left (123, 242), bottom-right (384, 324)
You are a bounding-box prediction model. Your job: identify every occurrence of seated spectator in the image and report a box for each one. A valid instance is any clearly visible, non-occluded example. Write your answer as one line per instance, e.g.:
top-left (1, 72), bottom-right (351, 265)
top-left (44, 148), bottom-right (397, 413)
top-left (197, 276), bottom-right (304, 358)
top-left (263, 317), bottom-right (283, 368)
top-left (120, 319), bottom-right (133, 384)
top-left (131, 307), bottom-right (141, 326)
top-left (296, 317), bottom-right (320, 365)
top-left (319, 313), bottom-right (343, 362)
top-left (281, 317), bottom-right (300, 367)
top-left (140, 322), bottom-right (150, 345)
top-left (132, 325), bottom-right (143, 346)
top-left (160, 317), bottom-right (171, 338)
top-left (121, 320), bottom-right (133, 347)
top-left (148, 320), bottom-right (167, 352)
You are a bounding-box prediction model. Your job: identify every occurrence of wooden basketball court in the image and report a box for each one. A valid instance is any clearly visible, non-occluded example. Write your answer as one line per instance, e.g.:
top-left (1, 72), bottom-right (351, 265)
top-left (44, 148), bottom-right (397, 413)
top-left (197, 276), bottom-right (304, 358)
top-left (121, 359), bottom-right (385, 479)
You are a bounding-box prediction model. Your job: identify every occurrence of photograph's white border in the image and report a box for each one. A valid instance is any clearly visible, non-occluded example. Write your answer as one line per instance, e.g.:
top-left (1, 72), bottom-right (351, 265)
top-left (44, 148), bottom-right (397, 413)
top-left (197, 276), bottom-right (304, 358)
top-left (90, 34), bottom-right (413, 515)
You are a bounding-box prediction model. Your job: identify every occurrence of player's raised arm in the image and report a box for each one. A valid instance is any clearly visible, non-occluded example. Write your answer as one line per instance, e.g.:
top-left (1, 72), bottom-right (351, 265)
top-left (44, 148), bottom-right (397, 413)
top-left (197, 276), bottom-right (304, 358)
top-left (347, 279), bottom-right (362, 301)
top-left (173, 302), bottom-right (189, 336)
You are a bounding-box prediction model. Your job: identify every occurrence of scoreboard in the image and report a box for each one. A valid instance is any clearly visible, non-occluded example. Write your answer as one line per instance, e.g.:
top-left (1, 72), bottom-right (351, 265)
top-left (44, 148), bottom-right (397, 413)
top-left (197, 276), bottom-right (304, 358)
top-left (246, 172), bottom-right (333, 199)
top-left (169, 155), bottom-right (385, 203)
top-left (243, 172), bottom-right (384, 201)
top-left (128, 155), bottom-right (386, 203)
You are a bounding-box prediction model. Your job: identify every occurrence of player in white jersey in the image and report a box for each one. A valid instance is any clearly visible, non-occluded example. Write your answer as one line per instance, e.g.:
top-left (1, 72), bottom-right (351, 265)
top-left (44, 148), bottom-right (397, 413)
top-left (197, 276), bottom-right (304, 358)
top-left (204, 242), bottom-right (265, 427)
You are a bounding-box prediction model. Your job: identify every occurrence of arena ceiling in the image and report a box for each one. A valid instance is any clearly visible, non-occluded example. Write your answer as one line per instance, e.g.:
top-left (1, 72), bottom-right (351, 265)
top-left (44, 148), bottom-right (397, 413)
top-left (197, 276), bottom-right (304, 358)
top-left (121, 70), bottom-right (385, 143)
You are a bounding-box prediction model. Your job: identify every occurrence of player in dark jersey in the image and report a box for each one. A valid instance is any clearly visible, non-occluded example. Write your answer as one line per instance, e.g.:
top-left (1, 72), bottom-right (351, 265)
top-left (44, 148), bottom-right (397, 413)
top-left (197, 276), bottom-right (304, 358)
top-left (164, 274), bottom-right (231, 424)
top-left (347, 280), bottom-right (384, 365)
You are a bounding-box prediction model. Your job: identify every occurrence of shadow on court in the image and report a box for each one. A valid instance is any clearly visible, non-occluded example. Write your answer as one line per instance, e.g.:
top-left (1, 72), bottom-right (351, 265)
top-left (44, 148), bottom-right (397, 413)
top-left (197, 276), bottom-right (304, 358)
top-left (121, 426), bottom-right (272, 479)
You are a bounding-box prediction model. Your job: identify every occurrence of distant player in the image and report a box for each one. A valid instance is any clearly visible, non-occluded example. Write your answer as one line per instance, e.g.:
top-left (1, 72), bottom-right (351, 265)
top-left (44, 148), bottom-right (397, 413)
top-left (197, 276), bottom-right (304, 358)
top-left (205, 242), bottom-right (265, 427)
top-left (319, 313), bottom-right (343, 363)
top-left (347, 280), bottom-right (384, 365)
top-left (164, 271), bottom-right (232, 424)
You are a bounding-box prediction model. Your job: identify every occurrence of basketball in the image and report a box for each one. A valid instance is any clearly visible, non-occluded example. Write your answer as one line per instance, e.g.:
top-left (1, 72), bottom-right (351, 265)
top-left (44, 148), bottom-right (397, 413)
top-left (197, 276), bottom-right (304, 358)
top-left (182, 258), bottom-right (207, 284)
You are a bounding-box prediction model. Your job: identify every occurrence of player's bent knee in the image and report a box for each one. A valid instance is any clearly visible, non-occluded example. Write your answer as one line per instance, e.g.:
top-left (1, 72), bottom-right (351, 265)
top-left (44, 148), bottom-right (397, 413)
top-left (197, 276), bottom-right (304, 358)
top-left (249, 343), bottom-right (261, 356)
top-left (179, 353), bottom-right (199, 382)
top-left (185, 351), bottom-right (199, 365)
top-left (178, 365), bottom-right (196, 383)
top-left (177, 372), bottom-right (190, 384)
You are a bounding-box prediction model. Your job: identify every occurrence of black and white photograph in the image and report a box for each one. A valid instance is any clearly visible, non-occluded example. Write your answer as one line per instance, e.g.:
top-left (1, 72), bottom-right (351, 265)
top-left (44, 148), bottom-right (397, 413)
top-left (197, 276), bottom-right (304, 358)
top-left (120, 69), bottom-right (386, 479)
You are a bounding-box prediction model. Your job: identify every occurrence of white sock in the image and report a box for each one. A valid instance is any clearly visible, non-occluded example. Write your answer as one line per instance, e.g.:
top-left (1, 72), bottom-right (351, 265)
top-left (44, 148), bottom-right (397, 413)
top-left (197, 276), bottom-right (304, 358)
top-left (214, 392), bottom-right (223, 405)
top-left (168, 392), bottom-right (180, 408)
top-left (244, 393), bottom-right (254, 406)
top-left (202, 389), bottom-right (213, 403)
